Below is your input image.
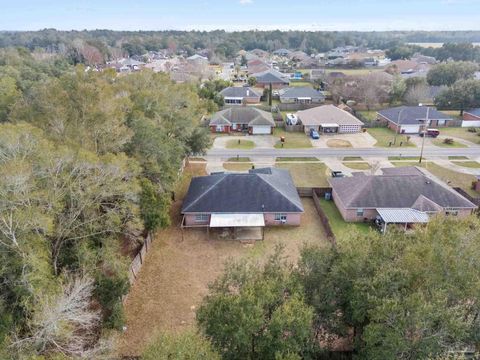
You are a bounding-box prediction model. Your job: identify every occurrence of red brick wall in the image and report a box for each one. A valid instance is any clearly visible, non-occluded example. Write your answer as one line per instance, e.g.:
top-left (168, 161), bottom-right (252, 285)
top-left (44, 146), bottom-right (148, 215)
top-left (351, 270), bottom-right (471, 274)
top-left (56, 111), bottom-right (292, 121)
top-left (210, 125), bottom-right (230, 133)
top-left (264, 213), bottom-right (301, 226)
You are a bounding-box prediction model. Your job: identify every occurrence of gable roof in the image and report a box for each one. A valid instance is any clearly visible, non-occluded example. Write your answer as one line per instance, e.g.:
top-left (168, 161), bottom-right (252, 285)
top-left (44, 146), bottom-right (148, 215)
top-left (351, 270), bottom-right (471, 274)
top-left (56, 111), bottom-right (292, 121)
top-left (220, 87), bottom-right (261, 98)
top-left (465, 108), bottom-right (480, 117)
top-left (329, 167), bottom-right (476, 210)
top-left (210, 107), bottom-right (275, 126)
top-left (251, 69), bottom-right (290, 84)
top-left (377, 106), bottom-right (452, 125)
top-left (279, 87), bottom-right (325, 99)
top-left (182, 168), bottom-right (304, 214)
top-left (296, 105), bottom-right (364, 126)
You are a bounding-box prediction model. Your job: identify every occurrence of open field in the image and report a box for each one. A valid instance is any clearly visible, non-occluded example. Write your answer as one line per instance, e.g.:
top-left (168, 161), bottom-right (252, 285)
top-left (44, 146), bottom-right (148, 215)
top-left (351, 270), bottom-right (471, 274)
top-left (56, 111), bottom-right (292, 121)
top-left (273, 128), bottom-right (312, 149)
top-left (276, 162), bottom-right (330, 187)
top-left (225, 139), bottom-right (255, 149)
top-left (432, 138), bottom-right (467, 148)
top-left (118, 163), bottom-right (330, 356)
top-left (342, 162), bottom-right (371, 170)
top-left (391, 161), bottom-right (478, 197)
top-left (438, 127), bottom-right (480, 144)
top-left (319, 198), bottom-right (372, 239)
top-left (367, 127), bottom-right (416, 148)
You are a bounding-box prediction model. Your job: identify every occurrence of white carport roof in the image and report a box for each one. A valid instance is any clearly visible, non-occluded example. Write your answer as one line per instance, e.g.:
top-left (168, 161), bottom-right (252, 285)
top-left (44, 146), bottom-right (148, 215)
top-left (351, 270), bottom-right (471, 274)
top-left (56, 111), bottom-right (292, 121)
top-left (209, 213), bottom-right (265, 228)
top-left (377, 208), bottom-right (429, 224)
top-left (320, 123), bottom-right (340, 127)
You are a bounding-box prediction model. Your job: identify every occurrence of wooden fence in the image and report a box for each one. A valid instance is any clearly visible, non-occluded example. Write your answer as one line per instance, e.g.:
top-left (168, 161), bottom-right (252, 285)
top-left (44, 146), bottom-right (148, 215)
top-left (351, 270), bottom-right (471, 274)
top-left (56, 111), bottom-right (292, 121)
top-left (127, 232), bottom-right (153, 285)
top-left (297, 187), bottom-right (336, 246)
top-left (285, 124), bottom-right (304, 132)
top-left (278, 102), bottom-right (322, 111)
top-left (453, 187), bottom-right (480, 207)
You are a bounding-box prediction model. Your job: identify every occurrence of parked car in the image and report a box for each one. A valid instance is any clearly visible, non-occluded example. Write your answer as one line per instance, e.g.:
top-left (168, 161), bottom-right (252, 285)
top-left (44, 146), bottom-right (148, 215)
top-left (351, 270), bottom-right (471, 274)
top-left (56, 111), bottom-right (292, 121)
top-left (331, 171), bottom-right (344, 178)
top-left (309, 128), bottom-right (320, 139)
top-left (419, 128), bottom-right (440, 138)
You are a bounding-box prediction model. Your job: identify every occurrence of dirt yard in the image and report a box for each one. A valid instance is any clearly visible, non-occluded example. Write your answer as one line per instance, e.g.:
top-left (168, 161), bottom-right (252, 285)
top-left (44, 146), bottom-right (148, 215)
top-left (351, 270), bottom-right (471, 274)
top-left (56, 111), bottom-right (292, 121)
top-left (117, 164), bottom-right (330, 357)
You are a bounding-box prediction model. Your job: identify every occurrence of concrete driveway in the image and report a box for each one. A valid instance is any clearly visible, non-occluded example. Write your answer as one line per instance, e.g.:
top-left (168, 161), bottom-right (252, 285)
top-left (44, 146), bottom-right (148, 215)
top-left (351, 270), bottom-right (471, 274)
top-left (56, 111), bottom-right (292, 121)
top-left (310, 132), bottom-right (377, 148)
top-left (212, 135), bottom-right (276, 149)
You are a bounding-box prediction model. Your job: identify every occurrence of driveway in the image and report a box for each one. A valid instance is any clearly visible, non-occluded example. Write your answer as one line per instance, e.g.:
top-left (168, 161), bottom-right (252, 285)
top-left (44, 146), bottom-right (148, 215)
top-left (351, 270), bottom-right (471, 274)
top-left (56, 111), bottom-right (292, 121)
top-left (212, 135), bottom-right (276, 149)
top-left (310, 132), bottom-right (377, 148)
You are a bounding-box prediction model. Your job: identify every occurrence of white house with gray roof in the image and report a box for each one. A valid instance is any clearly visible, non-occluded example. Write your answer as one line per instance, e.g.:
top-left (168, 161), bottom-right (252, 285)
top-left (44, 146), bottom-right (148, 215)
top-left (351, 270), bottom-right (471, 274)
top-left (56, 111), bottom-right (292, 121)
top-left (209, 107), bottom-right (275, 135)
top-left (296, 105), bottom-right (364, 134)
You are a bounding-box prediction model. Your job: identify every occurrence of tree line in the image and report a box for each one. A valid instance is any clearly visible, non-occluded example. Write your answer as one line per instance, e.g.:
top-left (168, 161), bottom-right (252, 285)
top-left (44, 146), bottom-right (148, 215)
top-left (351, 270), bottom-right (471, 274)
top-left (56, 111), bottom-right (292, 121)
top-left (0, 47), bottom-right (211, 358)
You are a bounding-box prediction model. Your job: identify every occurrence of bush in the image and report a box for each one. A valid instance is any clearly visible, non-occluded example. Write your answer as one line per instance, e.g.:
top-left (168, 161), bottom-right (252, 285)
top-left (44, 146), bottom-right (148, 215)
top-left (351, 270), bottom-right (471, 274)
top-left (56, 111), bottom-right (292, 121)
top-left (94, 273), bottom-right (129, 329)
top-left (443, 138), bottom-right (454, 144)
top-left (468, 127), bottom-right (477, 133)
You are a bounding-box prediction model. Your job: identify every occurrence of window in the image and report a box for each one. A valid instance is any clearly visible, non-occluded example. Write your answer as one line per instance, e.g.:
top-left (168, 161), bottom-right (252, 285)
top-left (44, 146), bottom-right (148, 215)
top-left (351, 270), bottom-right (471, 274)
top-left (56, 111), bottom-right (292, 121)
top-left (195, 214), bottom-right (209, 222)
top-left (445, 208), bottom-right (458, 216)
top-left (216, 125), bottom-right (224, 132)
top-left (356, 208), bottom-right (364, 217)
top-left (274, 213), bottom-right (287, 221)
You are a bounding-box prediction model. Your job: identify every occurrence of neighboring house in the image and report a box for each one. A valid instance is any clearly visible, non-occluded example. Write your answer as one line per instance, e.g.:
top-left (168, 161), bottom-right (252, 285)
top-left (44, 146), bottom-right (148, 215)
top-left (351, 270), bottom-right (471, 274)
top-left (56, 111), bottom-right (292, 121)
top-left (279, 87), bottom-right (325, 104)
top-left (220, 87), bottom-right (261, 105)
top-left (296, 104), bottom-right (364, 134)
top-left (187, 54), bottom-right (208, 61)
top-left (329, 167), bottom-right (477, 228)
top-left (251, 69), bottom-right (290, 88)
top-left (273, 48), bottom-right (291, 57)
top-left (462, 108), bottom-right (480, 127)
top-left (209, 107), bottom-right (275, 134)
top-left (181, 168), bottom-right (304, 231)
top-left (377, 106), bottom-right (454, 134)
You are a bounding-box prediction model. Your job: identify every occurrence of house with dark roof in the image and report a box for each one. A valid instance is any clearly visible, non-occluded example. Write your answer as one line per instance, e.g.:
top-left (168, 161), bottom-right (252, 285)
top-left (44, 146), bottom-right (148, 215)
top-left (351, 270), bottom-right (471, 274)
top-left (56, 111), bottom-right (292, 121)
top-left (329, 167), bottom-right (477, 226)
top-left (209, 107), bottom-right (275, 134)
top-left (279, 87), bottom-right (325, 104)
top-left (377, 106), bottom-right (454, 134)
top-left (220, 87), bottom-right (261, 105)
top-left (463, 108), bottom-right (480, 127)
top-left (296, 105), bottom-right (364, 134)
top-left (250, 69), bottom-right (290, 89)
top-left (181, 168), bottom-right (304, 232)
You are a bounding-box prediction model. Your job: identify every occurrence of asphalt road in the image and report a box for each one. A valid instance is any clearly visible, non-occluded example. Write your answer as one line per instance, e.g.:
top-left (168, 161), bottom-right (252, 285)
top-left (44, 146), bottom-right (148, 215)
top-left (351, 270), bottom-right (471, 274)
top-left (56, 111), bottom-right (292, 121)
top-left (206, 147), bottom-right (480, 159)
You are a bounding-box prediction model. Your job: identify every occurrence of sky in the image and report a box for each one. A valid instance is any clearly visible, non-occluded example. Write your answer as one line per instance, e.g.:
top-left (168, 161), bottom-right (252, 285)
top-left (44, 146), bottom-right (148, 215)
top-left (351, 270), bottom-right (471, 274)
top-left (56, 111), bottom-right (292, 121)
top-left (2, 0), bottom-right (480, 31)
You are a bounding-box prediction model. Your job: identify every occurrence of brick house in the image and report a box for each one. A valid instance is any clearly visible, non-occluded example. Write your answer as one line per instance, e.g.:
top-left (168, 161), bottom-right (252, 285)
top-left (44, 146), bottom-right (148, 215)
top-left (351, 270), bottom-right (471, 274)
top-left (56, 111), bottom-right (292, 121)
top-left (250, 69), bottom-right (290, 89)
top-left (296, 104), bottom-right (364, 134)
top-left (181, 168), bottom-right (304, 238)
top-left (377, 106), bottom-right (454, 134)
top-left (220, 87), bottom-right (261, 105)
top-left (462, 108), bottom-right (480, 127)
top-left (329, 167), bottom-right (477, 227)
top-left (209, 107), bottom-right (275, 135)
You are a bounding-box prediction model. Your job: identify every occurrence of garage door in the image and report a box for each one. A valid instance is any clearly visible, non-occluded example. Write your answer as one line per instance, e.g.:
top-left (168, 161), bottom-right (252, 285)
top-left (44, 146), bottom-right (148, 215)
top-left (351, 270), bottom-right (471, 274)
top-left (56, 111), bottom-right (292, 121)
top-left (400, 125), bottom-right (420, 134)
top-left (252, 126), bottom-right (271, 134)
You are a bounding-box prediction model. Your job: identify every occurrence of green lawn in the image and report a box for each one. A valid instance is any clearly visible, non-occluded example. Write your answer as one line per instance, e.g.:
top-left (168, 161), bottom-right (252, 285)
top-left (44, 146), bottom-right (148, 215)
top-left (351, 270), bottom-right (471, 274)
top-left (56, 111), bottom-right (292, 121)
top-left (452, 161), bottom-right (480, 168)
top-left (225, 139), bottom-right (255, 149)
top-left (288, 81), bottom-right (313, 87)
top-left (448, 156), bottom-right (469, 160)
top-left (439, 127), bottom-right (480, 144)
top-left (273, 128), bottom-right (312, 149)
top-left (223, 162), bottom-right (253, 171)
top-left (275, 162), bottom-right (330, 187)
top-left (342, 162), bottom-right (371, 170)
top-left (432, 139), bottom-right (467, 148)
top-left (388, 156), bottom-right (421, 161)
top-left (367, 128), bottom-right (416, 148)
top-left (343, 156), bottom-right (363, 161)
top-left (276, 157), bottom-right (318, 162)
top-left (391, 161), bottom-right (478, 197)
top-left (325, 68), bottom-right (383, 76)
top-left (319, 199), bottom-right (372, 239)
top-left (227, 157), bottom-right (251, 162)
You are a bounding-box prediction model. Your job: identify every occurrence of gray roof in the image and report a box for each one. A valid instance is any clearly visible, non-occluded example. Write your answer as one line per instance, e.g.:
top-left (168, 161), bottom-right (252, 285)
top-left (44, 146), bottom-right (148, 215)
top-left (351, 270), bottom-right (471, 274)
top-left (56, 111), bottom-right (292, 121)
top-left (252, 70), bottom-right (290, 84)
top-left (329, 167), bottom-right (476, 210)
top-left (210, 107), bottom-right (275, 127)
top-left (296, 105), bottom-right (364, 126)
top-left (279, 87), bottom-right (325, 99)
top-left (378, 106), bottom-right (451, 125)
top-left (220, 87), bottom-right (261, 98)
top-left (465, 108), bottom-right (480, 117)
top-left (182, 168), bottom-right (304, 214)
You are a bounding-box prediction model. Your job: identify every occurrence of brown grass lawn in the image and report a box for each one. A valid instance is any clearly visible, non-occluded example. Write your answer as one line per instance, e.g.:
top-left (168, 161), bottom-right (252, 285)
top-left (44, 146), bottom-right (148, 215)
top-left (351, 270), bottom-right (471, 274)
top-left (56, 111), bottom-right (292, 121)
top-left (273, 128), bottom-right (312, 149)
top-left (327, 139), bottom-right (352, 148)
top-left (342, 162), bottom-right (371, 170)
top-left (438, 127), bottom-right (480, 144)
top-left (118, 164), bottom-right (330, 357)
top-left (276, 162), bottom-right (330, 187)
top-left (223, 162), bottom-right (254, 171)
top-left (367, 128), bottom-right (416, 148)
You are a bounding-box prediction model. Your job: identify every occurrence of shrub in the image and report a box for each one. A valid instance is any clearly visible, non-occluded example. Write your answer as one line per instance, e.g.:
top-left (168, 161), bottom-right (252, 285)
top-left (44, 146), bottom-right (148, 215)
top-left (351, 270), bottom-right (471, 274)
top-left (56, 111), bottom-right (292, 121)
top-left (443, 138), bottom-right (454, 144)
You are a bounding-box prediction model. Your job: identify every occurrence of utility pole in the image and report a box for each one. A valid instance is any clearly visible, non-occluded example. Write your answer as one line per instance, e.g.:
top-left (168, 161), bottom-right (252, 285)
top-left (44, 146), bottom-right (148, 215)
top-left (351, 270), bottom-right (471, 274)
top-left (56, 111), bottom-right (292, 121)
top-left (419, 106), bottom-right (430, 164)
top-left (393, 107), bottom-right (404, 145)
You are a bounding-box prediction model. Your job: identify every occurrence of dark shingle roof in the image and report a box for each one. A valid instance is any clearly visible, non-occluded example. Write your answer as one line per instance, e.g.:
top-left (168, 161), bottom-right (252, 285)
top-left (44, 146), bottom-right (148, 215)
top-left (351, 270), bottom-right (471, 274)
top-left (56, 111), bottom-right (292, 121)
top-left (378, 106), bottom-right (451, 125)
top-left (279, 87), bottom-right (325, 99)
top-left (329, 167), bottom-right (476, 210)
top-left (220, 87), bottom-right (261, 98)
top-left (210, 107), bottom-right (275, 126)
top-left (252, 70), bottom-right (289, 84)
top-left (182, 168), bottom-right (304, 213)
top-left (465, 108), bottom-right (480, 117)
